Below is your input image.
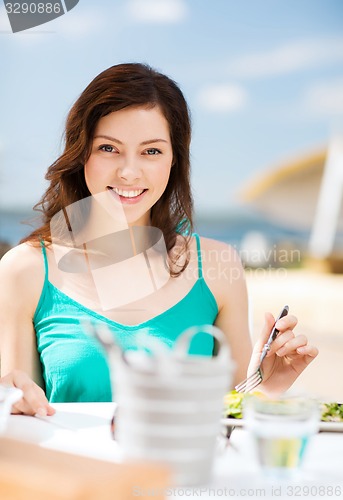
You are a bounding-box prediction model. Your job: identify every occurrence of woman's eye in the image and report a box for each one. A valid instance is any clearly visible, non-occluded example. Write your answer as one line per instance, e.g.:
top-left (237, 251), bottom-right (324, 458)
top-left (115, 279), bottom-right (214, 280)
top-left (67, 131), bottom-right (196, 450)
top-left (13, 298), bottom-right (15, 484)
top-left (144, 148), bottom-right (162, 156)
top-left (99, 144), bottom-right (116, 153)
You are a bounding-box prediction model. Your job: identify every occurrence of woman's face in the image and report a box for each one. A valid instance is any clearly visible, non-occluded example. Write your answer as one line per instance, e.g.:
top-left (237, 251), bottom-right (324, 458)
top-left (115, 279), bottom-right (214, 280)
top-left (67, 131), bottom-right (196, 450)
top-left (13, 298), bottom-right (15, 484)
top-left (84, 105), bottom-right (173, 226)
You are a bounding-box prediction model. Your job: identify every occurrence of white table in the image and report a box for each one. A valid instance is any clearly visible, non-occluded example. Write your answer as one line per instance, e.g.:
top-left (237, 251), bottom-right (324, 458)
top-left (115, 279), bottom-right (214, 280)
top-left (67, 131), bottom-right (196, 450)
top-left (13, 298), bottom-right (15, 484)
top-left (5, 404), bottom-right (343, 499)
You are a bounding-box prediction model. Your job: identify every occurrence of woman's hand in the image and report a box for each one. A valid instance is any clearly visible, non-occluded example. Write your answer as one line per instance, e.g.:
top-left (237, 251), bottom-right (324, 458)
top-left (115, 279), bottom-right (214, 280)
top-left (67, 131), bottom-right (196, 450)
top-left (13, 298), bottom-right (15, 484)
top-left (248, 312), bottom-right (319, 396)
top-left (0, 370), bottom-right (55, 416)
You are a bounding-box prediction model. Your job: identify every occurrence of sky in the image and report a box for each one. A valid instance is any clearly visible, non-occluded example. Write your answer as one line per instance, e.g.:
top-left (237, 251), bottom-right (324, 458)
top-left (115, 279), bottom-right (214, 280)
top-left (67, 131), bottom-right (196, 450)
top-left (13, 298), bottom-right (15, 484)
top-left (0, 0), bottom-right (343, 215)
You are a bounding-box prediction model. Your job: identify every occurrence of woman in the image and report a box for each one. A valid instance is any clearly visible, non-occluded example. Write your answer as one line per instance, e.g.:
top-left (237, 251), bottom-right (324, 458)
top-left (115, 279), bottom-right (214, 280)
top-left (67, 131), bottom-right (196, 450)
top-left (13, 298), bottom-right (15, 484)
top-left (0, 63), bottom-right (318, 416)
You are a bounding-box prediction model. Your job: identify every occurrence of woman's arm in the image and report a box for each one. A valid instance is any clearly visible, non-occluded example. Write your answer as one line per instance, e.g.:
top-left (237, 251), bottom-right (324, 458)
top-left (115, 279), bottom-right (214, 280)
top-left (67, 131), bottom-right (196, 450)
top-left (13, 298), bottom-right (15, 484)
top-left (0, 244), bottom-right (55, 415)
top-left (200, 238), bottom-right (252, 385)
top-left (200, 237), bottom-right (318, 395)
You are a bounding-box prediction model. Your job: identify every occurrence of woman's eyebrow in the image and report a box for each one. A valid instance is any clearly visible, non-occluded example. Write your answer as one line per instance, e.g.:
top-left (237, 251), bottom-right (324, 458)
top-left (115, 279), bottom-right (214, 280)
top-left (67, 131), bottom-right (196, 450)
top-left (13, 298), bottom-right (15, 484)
top-left (140, 138), bottom-right (169, 146)
top-left (94, 134), bottom-right (169, 146)
top-left (94, 135), bottom-right (123, 144)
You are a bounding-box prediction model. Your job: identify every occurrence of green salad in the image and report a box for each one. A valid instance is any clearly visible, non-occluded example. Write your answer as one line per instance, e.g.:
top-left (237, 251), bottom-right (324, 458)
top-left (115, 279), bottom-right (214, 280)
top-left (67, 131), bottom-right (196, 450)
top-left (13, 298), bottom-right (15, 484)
top-left (320, 402), bottom-right (343, 422)
top-left (223, 390), bottom-right (246, 419)
top-left (224, 390), bottom-right (343, 423)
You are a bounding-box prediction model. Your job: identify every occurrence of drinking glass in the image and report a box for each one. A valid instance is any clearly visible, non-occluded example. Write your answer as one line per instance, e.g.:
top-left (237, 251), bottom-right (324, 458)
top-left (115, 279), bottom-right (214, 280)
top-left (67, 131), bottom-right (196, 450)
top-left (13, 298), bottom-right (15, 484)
top-left (244, 395), bottom-right (320, 480)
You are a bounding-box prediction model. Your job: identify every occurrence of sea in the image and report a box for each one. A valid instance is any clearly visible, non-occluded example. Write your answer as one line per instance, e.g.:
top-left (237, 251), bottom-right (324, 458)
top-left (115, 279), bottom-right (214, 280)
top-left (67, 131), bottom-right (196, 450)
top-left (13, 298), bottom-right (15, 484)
top-left (0, 207), bottom-right (313, 268)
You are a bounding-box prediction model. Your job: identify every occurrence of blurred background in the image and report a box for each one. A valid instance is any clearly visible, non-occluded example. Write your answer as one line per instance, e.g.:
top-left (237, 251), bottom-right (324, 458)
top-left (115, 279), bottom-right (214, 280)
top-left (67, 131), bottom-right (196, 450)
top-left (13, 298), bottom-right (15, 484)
top-left (1, 0), bottom-right (342, 399)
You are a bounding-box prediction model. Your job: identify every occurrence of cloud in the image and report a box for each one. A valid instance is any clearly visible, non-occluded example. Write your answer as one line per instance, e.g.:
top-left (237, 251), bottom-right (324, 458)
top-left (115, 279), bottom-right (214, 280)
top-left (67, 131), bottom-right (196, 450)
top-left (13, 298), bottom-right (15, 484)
top-left (52, 8), bottom-right (105, 38)
top-left (127, 0), bottom-right (188, 24)
top-left (305, 77), bottom-right (343, 117)
top-left (197, 84), bottom-right (247, 113)
top-left (169, 36), bottom-right (343, 84)
top-left (227, 37), bottom-right (343, 79)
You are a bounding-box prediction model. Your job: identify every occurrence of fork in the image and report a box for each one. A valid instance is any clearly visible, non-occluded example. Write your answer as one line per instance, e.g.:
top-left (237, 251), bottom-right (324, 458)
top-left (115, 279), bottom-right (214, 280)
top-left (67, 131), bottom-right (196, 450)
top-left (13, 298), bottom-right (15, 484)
top-left (235, 305), bottom-right (289, 393)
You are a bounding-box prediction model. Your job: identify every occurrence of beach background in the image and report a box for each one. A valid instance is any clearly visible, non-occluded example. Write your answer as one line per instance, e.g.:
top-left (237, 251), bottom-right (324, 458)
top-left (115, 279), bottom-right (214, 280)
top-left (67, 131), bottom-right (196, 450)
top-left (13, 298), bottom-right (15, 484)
top-left (1, 208), bottom-right (342, 401)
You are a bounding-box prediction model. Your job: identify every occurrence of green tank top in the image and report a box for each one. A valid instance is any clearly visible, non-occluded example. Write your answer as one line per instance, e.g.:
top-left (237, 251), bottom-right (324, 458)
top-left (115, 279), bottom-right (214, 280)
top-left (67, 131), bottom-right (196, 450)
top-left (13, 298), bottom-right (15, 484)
top-left (34, 234), bottom-right (218, 402)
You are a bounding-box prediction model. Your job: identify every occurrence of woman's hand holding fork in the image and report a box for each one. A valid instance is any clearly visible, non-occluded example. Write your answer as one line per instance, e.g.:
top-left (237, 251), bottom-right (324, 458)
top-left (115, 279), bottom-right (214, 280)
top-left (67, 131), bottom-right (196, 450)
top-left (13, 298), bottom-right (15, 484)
top-left (247, 312), bottom-right (319, 397)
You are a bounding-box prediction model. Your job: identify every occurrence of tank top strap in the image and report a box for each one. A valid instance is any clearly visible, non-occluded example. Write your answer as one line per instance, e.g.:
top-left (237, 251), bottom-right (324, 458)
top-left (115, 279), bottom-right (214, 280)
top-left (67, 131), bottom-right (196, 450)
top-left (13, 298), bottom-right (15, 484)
top-left (40, 241), bottom-right (49, 282)
top-left (193, 233), bottom-right (203, 279)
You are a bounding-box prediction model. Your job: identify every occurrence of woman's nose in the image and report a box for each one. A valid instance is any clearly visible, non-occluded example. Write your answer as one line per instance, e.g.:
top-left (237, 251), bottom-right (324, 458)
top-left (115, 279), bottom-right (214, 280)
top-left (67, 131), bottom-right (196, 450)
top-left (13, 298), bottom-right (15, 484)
top-left (117, 157), bottom-right (141, 182)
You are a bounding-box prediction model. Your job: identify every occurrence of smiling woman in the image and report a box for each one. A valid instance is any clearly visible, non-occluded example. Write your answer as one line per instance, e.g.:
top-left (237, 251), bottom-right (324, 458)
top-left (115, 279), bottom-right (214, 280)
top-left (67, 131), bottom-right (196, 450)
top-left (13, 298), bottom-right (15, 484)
top-left (0, 63), bottom-right (318, 415)
top-left (20, 63), bottom-right (193, 266)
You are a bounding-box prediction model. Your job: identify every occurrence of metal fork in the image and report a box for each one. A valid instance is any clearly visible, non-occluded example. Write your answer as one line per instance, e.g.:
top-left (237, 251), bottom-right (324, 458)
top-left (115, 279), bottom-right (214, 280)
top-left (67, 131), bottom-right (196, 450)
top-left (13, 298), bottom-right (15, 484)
top-left (235, 305), bottom-right (289, 393)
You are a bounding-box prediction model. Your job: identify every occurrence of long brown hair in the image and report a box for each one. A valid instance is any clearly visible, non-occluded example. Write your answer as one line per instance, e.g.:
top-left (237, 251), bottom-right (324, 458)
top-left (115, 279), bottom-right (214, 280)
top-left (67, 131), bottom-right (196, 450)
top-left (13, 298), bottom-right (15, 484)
top-left (21, 63), bottom-right (193, 274)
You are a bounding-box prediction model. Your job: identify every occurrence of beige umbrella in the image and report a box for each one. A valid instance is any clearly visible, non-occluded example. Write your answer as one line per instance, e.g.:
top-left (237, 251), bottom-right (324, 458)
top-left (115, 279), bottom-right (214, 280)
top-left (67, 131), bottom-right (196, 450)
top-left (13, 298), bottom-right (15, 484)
top-left (239, 140), bottom-right (343, 254)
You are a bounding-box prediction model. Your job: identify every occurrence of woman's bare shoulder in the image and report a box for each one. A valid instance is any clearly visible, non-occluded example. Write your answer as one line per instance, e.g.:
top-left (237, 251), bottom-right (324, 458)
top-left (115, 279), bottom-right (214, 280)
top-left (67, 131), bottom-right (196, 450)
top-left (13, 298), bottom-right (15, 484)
top-left (0, 242), bottom-right (45, 287)
top-left (198, 236), bottom-right (242, 264)
top-left (197, 236), bottom-right (246, 305)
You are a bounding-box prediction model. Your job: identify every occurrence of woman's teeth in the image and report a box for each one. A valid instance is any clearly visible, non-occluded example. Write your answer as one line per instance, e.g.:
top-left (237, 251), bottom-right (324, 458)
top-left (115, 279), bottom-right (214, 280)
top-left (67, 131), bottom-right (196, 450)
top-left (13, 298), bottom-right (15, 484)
top-left (112, 188), bottom-right (145, 198)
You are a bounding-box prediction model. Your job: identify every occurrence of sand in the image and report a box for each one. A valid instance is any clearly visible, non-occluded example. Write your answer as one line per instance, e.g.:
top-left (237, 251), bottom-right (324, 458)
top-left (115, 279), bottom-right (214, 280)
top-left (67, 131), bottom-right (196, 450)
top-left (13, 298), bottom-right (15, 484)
top-left (245, 268), bottom-right (343, 401)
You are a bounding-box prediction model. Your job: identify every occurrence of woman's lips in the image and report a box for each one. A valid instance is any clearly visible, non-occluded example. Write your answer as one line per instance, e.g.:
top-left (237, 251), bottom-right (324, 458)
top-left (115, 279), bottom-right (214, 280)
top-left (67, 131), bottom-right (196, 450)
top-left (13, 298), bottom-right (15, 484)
top-left (107, 186), bottom-right (148, 204)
